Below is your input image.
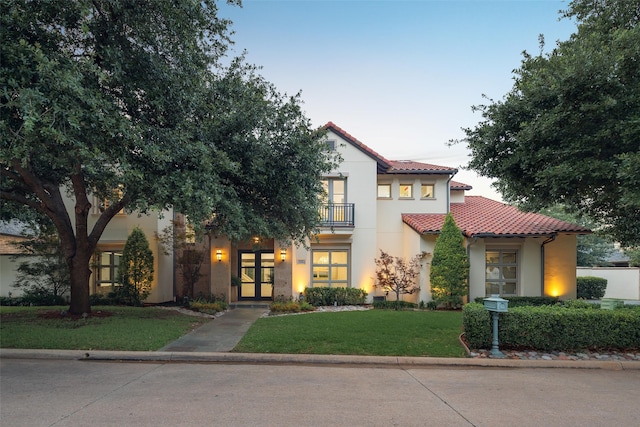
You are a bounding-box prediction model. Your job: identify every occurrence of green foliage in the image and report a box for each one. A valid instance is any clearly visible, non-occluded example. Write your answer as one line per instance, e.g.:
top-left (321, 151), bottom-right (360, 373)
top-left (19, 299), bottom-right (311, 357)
top-left (372, 300), bottom-right (417, 310)
top-left (374, 250), bottom-right (424, 308)
top-left (1, 0), bottom-right (339, 314)
top-left (117, 227), bottom-right (154, 306)
top-left (473, 296), bottom-right (559, 307)
top-left (625, 247), bottom-right (640, 267)
top-left (303, 287), bottom-right (368, 306)
top-left (10, 223), bottom-right (70, 298)
top-left (463, 303), bottom-right (640, 351)
top-left (10, 288), bottom-right (67, 306)
top-left (577, 276), bottom-right (607, 299)
top-left (458, 0), bottom-right (640, 246)
top-left (189, 300), bottom-right (228, 315)
top-left (430, 213), bottom-right (469, 308)
top-left (537, 205), bottom-right (614, 266)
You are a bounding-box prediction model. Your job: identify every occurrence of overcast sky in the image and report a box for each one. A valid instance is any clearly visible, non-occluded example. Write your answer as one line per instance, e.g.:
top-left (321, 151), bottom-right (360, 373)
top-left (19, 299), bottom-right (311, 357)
top-left (217, 0), bottom-right (578, 200)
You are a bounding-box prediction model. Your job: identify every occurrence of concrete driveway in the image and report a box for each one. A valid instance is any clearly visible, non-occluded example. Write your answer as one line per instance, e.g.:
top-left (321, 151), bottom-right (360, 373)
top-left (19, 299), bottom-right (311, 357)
top-left (1, 358), bottom-right (639, 426)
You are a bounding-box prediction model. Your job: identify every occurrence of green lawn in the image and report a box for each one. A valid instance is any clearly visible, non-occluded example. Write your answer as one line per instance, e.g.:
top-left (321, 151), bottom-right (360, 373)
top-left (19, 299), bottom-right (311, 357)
top-left (234, 309), bottom-right (466, 357)
top-left (0, 306), bottom-right (207, 351)
top-left (1, 306), bottom-right (466, 357)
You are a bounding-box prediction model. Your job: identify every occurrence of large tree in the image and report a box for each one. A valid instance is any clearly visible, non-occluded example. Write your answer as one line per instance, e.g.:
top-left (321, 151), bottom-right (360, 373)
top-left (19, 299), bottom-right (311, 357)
top-left (459, 0), bottom-right (640, 246)
top-left (1, 0), bottom-right (338, 314)
top-left (537, 205), bottom-right (615, 266)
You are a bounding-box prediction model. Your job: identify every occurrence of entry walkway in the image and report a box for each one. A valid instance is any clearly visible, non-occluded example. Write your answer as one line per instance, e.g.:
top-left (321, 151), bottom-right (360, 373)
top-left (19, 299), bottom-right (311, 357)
top-left (158, 306), bottom-right (267, 352)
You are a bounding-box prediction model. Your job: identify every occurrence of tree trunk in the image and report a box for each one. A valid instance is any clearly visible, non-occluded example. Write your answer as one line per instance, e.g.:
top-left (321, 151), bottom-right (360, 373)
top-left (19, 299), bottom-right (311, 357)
top-left (68, 255), bottom-right (92, 314)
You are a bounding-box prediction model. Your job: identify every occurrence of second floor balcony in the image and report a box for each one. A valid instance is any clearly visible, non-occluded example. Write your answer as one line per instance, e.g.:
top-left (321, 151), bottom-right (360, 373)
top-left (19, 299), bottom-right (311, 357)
top-left (319, 203), bottom-right (355, 227)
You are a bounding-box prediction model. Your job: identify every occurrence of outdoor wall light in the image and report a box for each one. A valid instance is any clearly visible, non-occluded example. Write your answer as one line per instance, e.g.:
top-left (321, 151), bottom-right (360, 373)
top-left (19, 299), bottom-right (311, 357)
top-left (280, 249), bottom-right (286, 262)
top-left (216, 249), bottom-right (222, 262)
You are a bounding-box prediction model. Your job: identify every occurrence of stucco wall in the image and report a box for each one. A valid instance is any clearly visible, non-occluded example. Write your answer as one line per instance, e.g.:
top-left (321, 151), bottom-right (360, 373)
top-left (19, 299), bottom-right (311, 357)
top-left (577, 267), bottom-right (640, 300)
top-left (543, 234), bottom-right (578, 300)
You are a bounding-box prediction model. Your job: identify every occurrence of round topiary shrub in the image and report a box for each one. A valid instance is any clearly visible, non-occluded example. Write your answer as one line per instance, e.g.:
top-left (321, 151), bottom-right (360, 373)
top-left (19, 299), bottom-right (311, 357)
top-left (576, 276), bottom-right (607, 299)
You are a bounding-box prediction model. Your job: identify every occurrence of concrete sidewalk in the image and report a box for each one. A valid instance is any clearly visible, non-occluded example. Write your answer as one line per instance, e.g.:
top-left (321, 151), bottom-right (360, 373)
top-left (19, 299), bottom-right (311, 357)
top-left (157, 306), bottom-right (268, 352)
top-left (1, 306), bottom-right (639, 370)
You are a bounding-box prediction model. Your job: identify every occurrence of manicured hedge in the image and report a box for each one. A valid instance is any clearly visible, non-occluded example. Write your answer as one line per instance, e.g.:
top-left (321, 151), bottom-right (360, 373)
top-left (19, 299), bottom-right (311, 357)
top-left (473, 296), bottom-right (559, 307)
top-left (577, 276), bottom-right (607, 299)
top-left (372, 300), bottom-right (417, 310)
top-left (463, 303), bottom-right (640, 351)
top-left (303, 287), bottom-right (367, 306)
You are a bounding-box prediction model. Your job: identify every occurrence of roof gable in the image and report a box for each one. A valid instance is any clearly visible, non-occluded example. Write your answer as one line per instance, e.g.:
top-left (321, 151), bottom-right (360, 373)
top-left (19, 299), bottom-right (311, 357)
top-left (402, 196), bottom-right (591, 237)
top-left (324, 122), bottom-right (391, 172)
top-left (324, 122), bottom-right (457, 176)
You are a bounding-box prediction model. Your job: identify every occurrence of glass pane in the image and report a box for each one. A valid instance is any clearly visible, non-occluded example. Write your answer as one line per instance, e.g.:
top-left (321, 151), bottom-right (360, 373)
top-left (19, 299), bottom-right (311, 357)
top-left (313, 252), bottom-right (329, 264)
top-left (421, 184), bottom-right (434, 198)
top-left (486, 266), bottom-right (500, 280)
top-left (486, 282), bottom-right (500, 295)
top-left (503, 252), bottom-right (517, 264)
top-left (313, 267), bottom-right (329, 279)
top-left (242, 253), bottom-right (255, 264)
top-left (113, 253), bottom-right (121, 266)
top-left (333, 179), bottom-right (345, 196)
top-left (262, 253), bottom-right (274, 263)
top-left (332, 267), bottom-right (348, 280)
top-left (241, 283), bottom-right (255, 297)
top-left (101, 252), bottom-right (110, 264)
top-left (242, 267), bottom-right (255, 282)
top-left (503, 266), bottom-right (517, 280)
top-left (332, 251), bottom-right (348, 264)
top-left (399, 184), bottom-right (412, 198)
top-left (261, 283), bottom-right (272, 297)
top-left (377, 185), bottom-right (391, 198)
top-left (503, 282), bottom-right (517, 295)
top-left (486, 252), bottom-right (500, 264)
top-left (261, 267), bottom-right (274, 283)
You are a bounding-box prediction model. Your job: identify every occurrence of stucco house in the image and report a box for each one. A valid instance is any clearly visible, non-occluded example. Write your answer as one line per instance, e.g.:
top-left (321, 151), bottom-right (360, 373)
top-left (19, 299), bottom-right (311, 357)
top-left (2, 122), bottom-right (589, 304)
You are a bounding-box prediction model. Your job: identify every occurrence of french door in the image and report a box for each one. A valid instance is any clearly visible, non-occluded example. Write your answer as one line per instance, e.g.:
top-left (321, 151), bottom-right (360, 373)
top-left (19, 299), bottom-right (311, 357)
top-left (238, 251), bottom-right (274, 300)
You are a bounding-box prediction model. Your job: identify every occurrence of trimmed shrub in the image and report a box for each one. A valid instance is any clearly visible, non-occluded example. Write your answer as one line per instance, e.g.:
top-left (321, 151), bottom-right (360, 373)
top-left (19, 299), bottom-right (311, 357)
top-left (577, 276), bottom-right (607, 299)
top-left (463, 302), bottom-right (640, 351)
top-left (189, 300), bottom-right (227, 315)
top-left (303, 287), bottom-right (367, 306)
top-left (373, 300), bottom-right (417, 310)
top-left (473, 296), bottom-right (559, 307)
top-left (269, 299), bottom-right (316, 314)
top-left (17, 288), bottom-right (66, 306)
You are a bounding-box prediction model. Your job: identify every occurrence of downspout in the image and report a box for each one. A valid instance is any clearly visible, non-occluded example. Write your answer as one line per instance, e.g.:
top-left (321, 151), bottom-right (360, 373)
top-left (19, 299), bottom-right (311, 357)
top-left (466, 236), bottom-right (478, 303)
top-left (540, 233), bottom-right (557, 296)
top-left (446, 174), bottom-right (454, 213)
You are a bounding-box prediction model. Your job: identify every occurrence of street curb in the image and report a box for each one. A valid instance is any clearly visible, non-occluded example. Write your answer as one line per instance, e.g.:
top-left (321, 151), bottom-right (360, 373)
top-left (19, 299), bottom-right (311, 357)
top-left (1, 348), bottom-right (639, 370)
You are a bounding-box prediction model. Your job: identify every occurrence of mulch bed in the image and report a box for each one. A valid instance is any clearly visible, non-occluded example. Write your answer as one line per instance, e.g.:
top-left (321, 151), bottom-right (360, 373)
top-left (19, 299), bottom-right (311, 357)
top-left (37, 310), bottom-right (113, 320)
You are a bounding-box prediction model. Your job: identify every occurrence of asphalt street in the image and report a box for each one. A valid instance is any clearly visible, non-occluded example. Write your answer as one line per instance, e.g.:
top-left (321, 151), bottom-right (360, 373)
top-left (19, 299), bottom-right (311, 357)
top-left (1, 358), bottom-right (639, 427)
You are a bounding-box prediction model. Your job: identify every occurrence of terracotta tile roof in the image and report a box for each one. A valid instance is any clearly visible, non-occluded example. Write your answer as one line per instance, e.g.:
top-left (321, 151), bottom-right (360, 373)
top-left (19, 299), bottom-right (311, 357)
top-left (402, 196), bottom-right (591, 237)
top-left (450, 181), bottom-right (472, 190)
top-left (388, 160), bottom-right (457, 174)
top-left (324, 122), bottom-right (459, 177)
top-left (324, 122), bottom-right (392, 171)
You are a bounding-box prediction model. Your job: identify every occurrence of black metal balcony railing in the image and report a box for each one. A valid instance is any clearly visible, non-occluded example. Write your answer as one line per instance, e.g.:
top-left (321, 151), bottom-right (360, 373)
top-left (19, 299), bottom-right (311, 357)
top-left (319, 203), bottom-right (355, 227)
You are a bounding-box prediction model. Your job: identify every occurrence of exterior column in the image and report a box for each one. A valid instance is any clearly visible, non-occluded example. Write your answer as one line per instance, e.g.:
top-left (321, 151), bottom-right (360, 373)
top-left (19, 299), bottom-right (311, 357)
top-left (273, 241), bottom-right (293, 300)
top-left (210, 236), bottom-right (232, 303)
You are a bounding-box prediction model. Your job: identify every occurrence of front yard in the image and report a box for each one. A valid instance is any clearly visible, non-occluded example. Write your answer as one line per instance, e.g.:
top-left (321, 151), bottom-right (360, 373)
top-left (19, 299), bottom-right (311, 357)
top-left (234, 310), bottom-right (466, 357)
